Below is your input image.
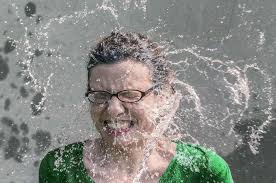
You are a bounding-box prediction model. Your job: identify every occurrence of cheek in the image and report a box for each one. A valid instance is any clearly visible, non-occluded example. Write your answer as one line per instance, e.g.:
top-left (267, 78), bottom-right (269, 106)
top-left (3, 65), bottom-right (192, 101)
top-left (129, 103), bottom-right (157, 127)
top-left (137, 99), bottom-right (159, 117)
top-left (90, 107), bottom-right (103, 133)
top-left (89, 105), bottom-right (102, 122)
top-left (127, 103), bottom-right (146, 116)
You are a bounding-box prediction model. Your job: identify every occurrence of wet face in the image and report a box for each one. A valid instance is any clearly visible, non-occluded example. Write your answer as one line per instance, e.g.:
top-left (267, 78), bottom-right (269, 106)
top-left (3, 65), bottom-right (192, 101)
top-left (88, 59), bottom-right (166, 149)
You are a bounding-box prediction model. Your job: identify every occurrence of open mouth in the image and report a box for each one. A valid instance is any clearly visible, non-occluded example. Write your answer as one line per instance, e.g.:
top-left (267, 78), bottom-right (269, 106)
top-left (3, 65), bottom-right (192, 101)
top-left (103, 120), bottom-right (135, 136)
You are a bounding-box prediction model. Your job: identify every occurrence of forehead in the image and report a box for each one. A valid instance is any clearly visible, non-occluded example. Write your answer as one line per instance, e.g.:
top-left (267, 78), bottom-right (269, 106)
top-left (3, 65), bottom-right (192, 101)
top-left (89, 59), bottom-right (153, 91)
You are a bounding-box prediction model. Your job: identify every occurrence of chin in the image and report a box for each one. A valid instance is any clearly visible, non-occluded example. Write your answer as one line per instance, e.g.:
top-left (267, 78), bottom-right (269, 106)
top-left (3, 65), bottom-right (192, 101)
top-left (101, 132), bottom-right (144, 149)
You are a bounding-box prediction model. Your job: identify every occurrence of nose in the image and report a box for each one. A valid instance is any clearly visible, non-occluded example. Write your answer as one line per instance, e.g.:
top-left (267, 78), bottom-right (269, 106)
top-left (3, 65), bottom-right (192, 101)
top-left (106, 96), bottom-right (125, 117)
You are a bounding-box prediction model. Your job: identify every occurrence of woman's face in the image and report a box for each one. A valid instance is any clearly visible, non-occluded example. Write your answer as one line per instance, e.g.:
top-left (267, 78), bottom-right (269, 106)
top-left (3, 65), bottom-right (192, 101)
top-left (89, 59), bottom-right (167, 148)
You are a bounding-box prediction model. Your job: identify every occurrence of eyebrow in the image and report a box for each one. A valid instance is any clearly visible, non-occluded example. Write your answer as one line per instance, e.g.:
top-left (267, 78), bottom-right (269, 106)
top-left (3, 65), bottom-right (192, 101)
top-left (89, 87), bottom-right (148, 93)
top-left (89, 82), bottom-right (151, 92)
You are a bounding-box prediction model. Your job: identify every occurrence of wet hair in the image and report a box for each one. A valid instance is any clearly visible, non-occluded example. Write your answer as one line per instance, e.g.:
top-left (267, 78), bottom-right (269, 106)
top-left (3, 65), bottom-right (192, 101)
top-left (87, 32), bottom-right (173, 92)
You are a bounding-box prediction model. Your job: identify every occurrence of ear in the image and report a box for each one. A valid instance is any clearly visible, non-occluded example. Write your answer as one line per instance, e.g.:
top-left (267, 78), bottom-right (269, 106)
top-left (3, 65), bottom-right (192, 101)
top-left (156, 88), bottom-right (181, 117)
top-left (151, 90), bottom-right (182, 136)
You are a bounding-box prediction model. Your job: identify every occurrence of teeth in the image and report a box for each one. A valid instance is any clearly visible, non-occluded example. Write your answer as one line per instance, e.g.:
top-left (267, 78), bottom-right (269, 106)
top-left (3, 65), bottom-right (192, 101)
top-left (105, 120), bottom-right (134, 129)
top-left (107, 122), bottom-right (129, 129)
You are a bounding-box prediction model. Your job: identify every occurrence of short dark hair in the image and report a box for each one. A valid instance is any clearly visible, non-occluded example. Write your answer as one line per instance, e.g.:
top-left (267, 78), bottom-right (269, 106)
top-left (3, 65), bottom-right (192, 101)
top-left (87, 32), bottom-right (172, 92)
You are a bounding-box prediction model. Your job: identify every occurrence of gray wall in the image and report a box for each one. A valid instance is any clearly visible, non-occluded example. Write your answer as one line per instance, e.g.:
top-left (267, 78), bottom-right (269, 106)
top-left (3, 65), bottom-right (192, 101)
top-left (0, 0), bottom-right (275, 182)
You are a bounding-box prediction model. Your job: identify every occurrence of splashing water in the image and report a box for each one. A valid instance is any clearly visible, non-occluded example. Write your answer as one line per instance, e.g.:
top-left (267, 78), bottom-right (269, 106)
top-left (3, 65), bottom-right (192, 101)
top-left (15, 0), bottom-right (273, 160)
top-left (3, 0), bottom-right (274, 182)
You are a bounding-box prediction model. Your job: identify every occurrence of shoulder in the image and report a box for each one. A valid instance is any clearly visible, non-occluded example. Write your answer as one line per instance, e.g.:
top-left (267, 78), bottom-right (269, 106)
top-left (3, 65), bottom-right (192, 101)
top-left (175, 142), bottom-right (234, 182)
top-left (39, 141), bottom-right (85, 182)
top-left (202, 148), bottom-right (233, 182)
top-left (39, 141), bottom-right (84, 172)
top-left (41, 141), bottom-right (84, 161)
top-left (175, 141), bottom-right (229, 167)
top-left (174, 142), bottom-right (207, 171)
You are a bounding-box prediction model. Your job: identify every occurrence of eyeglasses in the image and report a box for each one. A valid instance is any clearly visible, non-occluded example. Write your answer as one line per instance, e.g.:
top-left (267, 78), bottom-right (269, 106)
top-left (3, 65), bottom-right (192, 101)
top-left (85, 85), bottom-right (159, 104)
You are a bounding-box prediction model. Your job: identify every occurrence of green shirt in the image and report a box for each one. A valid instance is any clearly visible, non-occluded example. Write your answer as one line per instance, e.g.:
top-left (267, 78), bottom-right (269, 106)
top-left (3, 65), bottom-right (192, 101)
top-left (39, 141), bottom-right (234, 183)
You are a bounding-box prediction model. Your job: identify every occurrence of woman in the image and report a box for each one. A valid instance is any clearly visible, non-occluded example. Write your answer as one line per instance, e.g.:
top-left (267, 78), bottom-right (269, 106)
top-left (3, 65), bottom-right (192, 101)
top-left (39, 32), bottom-right (234, 183)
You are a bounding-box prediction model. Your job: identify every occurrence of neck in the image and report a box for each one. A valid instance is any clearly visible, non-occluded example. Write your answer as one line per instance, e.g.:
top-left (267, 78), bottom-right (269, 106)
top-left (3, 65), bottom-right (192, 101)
top-left (100, 139), bottom-right (155, 173)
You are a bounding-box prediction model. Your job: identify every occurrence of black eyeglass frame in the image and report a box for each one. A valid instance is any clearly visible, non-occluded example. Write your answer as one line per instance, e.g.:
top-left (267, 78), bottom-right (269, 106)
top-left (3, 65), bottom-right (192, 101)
top-left (85, 84), bottom-right (161, 104)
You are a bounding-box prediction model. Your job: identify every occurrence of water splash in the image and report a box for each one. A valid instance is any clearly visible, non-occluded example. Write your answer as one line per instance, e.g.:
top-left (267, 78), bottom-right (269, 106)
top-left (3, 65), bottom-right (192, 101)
top-left (12, 0), bottom-right (273, 155)
top-left (4, 0), bottom-right (274, 182)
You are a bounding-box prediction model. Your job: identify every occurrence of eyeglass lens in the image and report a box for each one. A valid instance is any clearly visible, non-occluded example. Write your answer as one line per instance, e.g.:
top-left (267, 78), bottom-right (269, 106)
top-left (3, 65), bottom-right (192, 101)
top-left (88, 90), bottom-right (143, 103)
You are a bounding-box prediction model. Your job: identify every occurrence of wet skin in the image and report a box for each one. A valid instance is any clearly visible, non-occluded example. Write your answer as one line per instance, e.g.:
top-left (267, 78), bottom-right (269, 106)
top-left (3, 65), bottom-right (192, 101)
top-left (88, 59), bottom-right (164, 149)
top-left (85, 59), bottom-right (179, 182)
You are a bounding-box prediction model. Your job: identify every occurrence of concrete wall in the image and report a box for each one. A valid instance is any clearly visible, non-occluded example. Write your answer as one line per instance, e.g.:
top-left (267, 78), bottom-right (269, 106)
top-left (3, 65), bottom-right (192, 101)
top-left (0, 0), bottom-right (275, 182)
